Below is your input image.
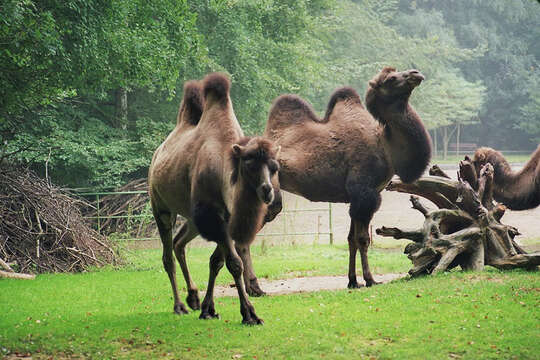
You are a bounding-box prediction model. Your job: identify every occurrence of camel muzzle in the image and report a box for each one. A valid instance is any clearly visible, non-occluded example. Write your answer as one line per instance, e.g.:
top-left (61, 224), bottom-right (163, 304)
top-left (258, 183), bottom-right (274, 204)
top-left (405, 70), bottom-right (424, 85)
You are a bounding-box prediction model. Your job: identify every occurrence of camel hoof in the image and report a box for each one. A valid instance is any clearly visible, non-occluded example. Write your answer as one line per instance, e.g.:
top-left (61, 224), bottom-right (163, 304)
top-left (347, 280), bottom-right (364, 289)
top-left (246, 278), bottom-right (266, 297)
top-left (186, 290), bottom-right (201, 310)
top-left (199, 312), bottom-right (220, 320)
top-left (242, 317), bottom-right (264, 326)
top-left (173, 303), bottom-right (189, 315)
top-left (365, 279), bottom-right (380, 287)
top-left (246, 281), bottom-right (266, 297)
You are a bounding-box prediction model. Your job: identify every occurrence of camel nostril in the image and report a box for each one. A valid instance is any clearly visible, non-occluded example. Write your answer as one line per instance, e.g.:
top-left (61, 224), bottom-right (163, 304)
top-left (261, 183), bottom-right (272, 195)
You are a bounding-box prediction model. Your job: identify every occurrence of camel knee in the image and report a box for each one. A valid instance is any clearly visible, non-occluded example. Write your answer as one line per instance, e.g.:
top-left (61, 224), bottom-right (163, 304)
top-left (162, 252), bottom-right (175, 272)
top-left (209, 251), bottom-right (224, 273)
top-left (226, 254), bottom-right (244, 278)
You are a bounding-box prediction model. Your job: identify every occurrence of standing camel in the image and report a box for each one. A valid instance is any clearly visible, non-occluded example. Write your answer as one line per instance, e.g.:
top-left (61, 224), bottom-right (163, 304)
top-left (148, 73), bottom-right (280, 324)
top-left (471, 145), bottom-right (540, 210)
top-left (264, 67), bottom-right (431, 288)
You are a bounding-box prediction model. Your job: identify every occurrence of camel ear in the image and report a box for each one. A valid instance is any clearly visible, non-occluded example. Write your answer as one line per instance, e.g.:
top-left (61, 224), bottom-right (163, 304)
top-left (232, 144), bottom-right (245, 158)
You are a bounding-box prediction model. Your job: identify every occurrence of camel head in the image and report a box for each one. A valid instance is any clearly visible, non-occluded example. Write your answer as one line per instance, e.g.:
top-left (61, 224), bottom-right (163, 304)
top-left (472, 147), bottom-right (501, 176)
top-left (231, 137), bottom-right (280, 205)
top-left (368, 67), bottom-right (425, 98)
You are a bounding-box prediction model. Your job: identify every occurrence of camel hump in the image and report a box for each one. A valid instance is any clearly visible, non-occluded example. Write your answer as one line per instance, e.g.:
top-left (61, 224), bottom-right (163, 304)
top-left (323, 87), bottom-right (362, 121)
top-left (267, 94), bottom-right (320, 128)
top-left (178, 80), bottom-right (204, 126)
top-left (202, 72), bottom-right (230, 106)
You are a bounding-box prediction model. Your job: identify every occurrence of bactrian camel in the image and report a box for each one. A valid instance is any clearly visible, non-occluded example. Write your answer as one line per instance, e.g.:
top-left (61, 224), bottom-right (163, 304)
top-left (471, 145), bottom-right (540, 210)
top-left (148, 73), bottom-right (280, 324)
top-left (264, 67), bottom-right (432, 288)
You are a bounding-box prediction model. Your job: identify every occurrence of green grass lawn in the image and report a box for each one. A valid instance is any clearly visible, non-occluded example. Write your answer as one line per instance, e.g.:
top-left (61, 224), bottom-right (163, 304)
top-left (1, 244), bottom-right (539, 359)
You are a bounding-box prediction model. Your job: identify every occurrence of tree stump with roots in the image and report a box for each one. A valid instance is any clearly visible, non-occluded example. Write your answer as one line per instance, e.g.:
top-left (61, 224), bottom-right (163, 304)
top-left (376, 160), bottom-right (540, 276)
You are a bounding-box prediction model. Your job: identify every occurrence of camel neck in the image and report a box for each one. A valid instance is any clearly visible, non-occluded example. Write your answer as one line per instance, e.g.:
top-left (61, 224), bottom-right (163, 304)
top-left (379, 100), bottom-right (432, 183)
top-left (228, 178), bottom-right (265, 243)
top-left (490, 147), bottom-right (540, 209)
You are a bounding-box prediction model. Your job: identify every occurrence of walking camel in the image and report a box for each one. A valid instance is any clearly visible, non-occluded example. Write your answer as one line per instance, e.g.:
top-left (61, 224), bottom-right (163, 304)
top-left (148, 73), bottom-right (280, 324)
top-left (264, 67), bottom-right (432, 288)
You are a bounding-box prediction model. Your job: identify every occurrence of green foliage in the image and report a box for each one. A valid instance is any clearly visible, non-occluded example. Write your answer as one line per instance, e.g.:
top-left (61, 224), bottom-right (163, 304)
top-left (414, 71), bottom-right (486, 130)
top-left (398, 0), bottom-right (540, 149)
top-left (188, 0), bottom-right (334, 133)
top-left (1, 0), bottom-right (538, 187)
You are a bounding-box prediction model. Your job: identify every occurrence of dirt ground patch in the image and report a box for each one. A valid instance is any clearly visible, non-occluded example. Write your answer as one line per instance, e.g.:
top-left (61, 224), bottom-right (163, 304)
top-left (213, 273), bottom-right (406, 297)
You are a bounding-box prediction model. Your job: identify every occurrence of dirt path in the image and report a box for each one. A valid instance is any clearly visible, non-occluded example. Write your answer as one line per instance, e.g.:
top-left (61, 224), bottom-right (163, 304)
top-left (213, 273), bottom-right (407, 297)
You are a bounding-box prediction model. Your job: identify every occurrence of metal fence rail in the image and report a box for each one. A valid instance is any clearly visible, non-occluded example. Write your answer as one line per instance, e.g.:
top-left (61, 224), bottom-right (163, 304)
top-left (75, 190), bottom-right (334, 244)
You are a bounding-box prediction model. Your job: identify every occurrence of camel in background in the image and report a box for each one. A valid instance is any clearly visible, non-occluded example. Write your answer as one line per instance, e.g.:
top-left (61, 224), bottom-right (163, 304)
top-left (264, 67), bottom-right (431, 288)
top-left (471, 146), bottom-right (540, 210)
top-left (148, 73), bottom-right (280, 324)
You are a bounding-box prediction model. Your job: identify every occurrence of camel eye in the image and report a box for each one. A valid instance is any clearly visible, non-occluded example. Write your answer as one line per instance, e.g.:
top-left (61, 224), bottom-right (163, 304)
top-left (268, 159), bottom-right (279, 173)
top-left (387, 76), bottom-right (397, 83)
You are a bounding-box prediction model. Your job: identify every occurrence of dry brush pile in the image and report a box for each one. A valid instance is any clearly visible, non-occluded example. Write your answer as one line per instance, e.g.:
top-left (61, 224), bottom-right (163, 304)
top-left (83, 178), bottom-right (157, 238)
top-left (0, 165), bottom-right (116, 275)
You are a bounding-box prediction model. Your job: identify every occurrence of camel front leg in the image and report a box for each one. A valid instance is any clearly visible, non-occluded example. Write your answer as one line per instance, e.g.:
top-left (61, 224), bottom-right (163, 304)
top-left (354, 219), bottom-right (379, 287)
top-left (224, 239), bottom-right (263, 325)
top-left (347, 181), bottom-right (382, 288)
top-left (173, 219), bottom-right (200, 310)
top-left (236, 243), bottom-right (266, 296)
top-left (347, 222), bottom-right (362, 288)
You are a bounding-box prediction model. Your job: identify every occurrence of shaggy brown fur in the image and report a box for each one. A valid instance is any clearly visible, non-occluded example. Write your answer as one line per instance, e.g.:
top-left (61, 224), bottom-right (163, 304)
top-left (264, 67), bottom-right (431, 288)
top-left (148, 73), bottom-right (280, 324)
top-left (473, 146), bottom-right (540, 210)
top-left (176, 80), bottom-right (203, 126)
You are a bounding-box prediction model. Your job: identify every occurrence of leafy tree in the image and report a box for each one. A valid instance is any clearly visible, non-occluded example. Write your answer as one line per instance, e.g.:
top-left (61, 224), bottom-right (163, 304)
top-left (396, 0), bottom-right (540, 150)
top-left (1, 0), bottom-right (201, 186)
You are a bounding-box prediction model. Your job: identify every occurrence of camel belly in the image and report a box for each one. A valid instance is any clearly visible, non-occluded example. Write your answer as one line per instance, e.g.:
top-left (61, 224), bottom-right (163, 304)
top-left (279, 161), bottom-right (350, 203)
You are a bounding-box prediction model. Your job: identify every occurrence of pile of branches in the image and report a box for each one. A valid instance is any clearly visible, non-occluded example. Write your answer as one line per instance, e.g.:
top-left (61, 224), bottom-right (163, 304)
top-left (0, 165), bottom-right (117, 274)
top-left (85, 178), bottom-right (157, 237)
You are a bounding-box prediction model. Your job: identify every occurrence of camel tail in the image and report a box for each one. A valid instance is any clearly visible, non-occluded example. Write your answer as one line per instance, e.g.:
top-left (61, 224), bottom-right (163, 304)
top-left (202, 72), bottom-right (230, 106)
top-left (323, 87), bottom-right (362, 122)
top-left (177, 80), bottom-right (203, 126)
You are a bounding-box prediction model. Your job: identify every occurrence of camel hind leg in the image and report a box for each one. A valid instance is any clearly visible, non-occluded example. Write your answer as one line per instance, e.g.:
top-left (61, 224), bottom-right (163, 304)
top-left (173, 218), bottom-right (200, 310)
top-left (154, 210), bottom-right (188, 314)
top-left (353, 220), bottom-right (379, 287)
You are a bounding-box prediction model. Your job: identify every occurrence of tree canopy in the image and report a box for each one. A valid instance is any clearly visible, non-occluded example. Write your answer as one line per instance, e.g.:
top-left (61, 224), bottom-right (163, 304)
top-left (1, 0), bottom-right (538, 188)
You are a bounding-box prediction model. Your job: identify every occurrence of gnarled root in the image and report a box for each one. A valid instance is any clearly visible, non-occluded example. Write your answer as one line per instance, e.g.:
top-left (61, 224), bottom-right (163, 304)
top-left (378, 161), bottom-right (539, 276)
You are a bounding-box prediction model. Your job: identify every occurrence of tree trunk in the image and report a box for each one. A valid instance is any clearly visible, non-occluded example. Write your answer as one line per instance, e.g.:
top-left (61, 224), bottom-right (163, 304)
top-left (377, 160), bottom-right (540, 276)
top-left (432, 129), bottom-right (438, 158)
top-left (114, 87), bottom-right (128, 130)
top-left (456, 123), bottom-right (461, 157)
top-left (443, 126), bottom-right (448, 159)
